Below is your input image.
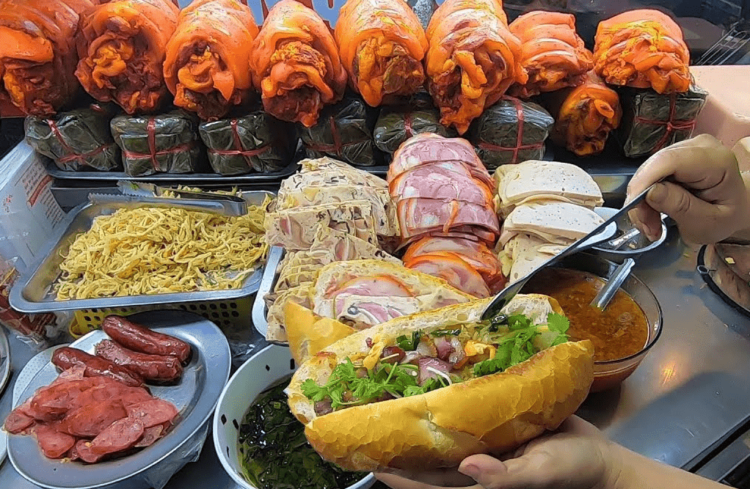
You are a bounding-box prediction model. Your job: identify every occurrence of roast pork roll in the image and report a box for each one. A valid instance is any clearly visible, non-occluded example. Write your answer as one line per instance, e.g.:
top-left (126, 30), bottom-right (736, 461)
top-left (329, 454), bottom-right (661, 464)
top-left (545, 71), bottom-right (621, 156)
top-left (75, 0), bottom-right (179, 114)
top-left (163, 0), bottom-right (258, 120)
top-left (334, 0), bottom-right (428, 107)
top-left (594, 9), bottom-right (690, 94)
top-left (0, 0), bottom-right (97, 117)
top-left (250, 0), bottom-right (347, 127)
top-left (425, 0), bottom-right (526, 134)
top-left (509, 11), bottom-right (593, 98)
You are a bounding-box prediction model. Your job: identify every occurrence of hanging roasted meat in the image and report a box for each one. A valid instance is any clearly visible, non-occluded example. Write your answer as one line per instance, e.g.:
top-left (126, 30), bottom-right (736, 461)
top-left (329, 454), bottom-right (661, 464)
top-left (424, 0), bottom-right (526, 134)
top-left (544, 71), bottom-right (621, 156)
top-left (334, 0), bottom-right (428, 107)
top-left (594, 9), bottom-right (690, 94)
top-left (75, 0), bottom-right (179, 114)
top-left (509, 11), bottom-right (593, 98)
top-left (163, 0), bottom-right (258, 120)
top-left (0, 0), bottom-right (97, 117)
top-left (250, 0), bottom-right (347, 127)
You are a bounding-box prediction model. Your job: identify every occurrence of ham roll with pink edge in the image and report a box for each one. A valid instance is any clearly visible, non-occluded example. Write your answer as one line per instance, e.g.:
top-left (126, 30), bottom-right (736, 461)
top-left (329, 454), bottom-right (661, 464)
top-left (388, 133), bottom-right (505, 297)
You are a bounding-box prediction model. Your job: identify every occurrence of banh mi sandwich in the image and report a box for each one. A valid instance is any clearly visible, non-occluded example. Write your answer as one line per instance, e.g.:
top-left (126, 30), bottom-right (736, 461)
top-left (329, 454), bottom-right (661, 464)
top-left (285, 301), bottom-right (357, 364)
top-left (493, 160), bottom-right (604, 218)
top-left (311, 260), bottom-right (474, 329)
top-left (286, 295), bottom-right (595, 471)
top-left (499, 201), bottom-right (605, 247)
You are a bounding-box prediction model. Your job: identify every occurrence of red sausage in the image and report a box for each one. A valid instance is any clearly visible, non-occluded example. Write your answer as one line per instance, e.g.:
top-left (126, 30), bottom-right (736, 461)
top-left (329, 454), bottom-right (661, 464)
top-left (75, 417), bottom-right (145, 463)
top-left (135, 425), bottom-right (164, 447)
top-left (102, 316), bottom-right (192, 363)
top-left (52, 347), bottom-right (144, 387)
top-left (95, 340), bottom-right (183, 382)
top-left (27, 377), bottom-right (111, 421)
top-left (60, 399), bottom-right (128, 437)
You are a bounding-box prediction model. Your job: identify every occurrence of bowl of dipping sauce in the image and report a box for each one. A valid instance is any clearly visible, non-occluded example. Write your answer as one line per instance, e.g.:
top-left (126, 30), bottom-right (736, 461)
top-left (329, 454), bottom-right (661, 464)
top-left (592, 207), bottom-right (668, 263)
top-left (523, 253), bottom-right (662, 392)
top-left (213, 345), bottom-right (375, 489)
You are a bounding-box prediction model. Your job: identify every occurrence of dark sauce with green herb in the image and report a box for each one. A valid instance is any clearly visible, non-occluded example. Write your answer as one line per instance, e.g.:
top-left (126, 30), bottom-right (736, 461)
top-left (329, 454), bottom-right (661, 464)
top-left (238, 378), bottom-right (365, 489)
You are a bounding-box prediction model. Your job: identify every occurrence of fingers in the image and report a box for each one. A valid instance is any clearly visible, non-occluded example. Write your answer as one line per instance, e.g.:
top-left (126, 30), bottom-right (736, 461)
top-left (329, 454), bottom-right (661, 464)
top-left (644, 181), bottom-right (726, 244)
top-left (375, 473), bottom-right (480, 489)
top-left (459, 454), bottom-right (543, 489)
top-left (626, 135), bottom-right (737, 204)
top-left (629, 201), bottom-right (663, 242)
top-left (557, 415), bottom-right (605, 437)
top-left (378, 468), bottom-right (478, 487)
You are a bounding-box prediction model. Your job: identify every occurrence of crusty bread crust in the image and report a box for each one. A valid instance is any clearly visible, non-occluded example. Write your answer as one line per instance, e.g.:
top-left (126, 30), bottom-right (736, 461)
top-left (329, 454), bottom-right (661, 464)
top-left (284, 301), bottom-right (356, 365)
top-left (286, 296), bottom-right (594, 471)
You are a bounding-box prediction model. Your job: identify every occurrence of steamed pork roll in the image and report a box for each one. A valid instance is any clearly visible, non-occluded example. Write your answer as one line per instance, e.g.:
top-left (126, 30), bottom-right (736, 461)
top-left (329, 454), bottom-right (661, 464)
top-left (335, 0), bottom-right (428, 107)
top-left (594, 9), bottom-right (690, 94)
top-left (545, 71), bottom-right (621, 156)
top-left (250, 0), bottom-right (347, 127)
top-left (76, 0), bottom-right (179, 114)
top-left (163, 0), bottom-right (258, 120)
top-left (425, 0), bottom-right (526, 134)
top-left (509, 11), bottom-right (593, 98)
top-left (0, 0), bottom-right (97, 117)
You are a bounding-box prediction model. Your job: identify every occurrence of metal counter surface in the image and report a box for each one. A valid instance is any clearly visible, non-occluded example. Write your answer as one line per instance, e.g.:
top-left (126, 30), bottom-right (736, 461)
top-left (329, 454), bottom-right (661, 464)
top-left (1, 231), bottom-right (750, 487)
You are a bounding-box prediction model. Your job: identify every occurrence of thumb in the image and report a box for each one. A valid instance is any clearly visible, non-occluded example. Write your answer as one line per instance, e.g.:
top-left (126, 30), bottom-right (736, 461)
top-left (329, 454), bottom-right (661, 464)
top-left (647, 181), bottom-right (723, 244)
top-left (459, 454), bottom-right (537, 489)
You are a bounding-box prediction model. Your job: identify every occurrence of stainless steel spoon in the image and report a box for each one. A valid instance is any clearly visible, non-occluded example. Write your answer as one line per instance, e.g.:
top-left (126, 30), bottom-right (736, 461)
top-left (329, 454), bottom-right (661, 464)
top-left (590, 258), bottom-right (636, 310)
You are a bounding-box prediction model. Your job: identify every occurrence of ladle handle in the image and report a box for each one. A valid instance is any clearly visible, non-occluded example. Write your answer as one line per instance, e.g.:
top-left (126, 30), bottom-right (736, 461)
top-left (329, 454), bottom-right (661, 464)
top-left (591, 258), bottom-right (636, 310)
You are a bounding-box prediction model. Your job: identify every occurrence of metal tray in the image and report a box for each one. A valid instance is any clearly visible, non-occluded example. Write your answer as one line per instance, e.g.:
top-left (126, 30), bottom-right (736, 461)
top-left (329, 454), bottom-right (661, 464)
top-left (42, 152), bottom-right (300, 182)
top-left (251, 246), bottom-right (285, 342)
top-left (10, 191), bottom-right (274, 314)
top-left (7, 310), bottom-right (231, 489)
top-left (0, 326), bottom-right (9, 397)
top-left (697, 245), bottom-right (750, 318)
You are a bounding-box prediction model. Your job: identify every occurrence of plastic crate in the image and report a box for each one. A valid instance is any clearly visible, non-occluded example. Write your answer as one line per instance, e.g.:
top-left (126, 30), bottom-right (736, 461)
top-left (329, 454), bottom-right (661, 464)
top-left (70, 296), bottom-right (254, 338)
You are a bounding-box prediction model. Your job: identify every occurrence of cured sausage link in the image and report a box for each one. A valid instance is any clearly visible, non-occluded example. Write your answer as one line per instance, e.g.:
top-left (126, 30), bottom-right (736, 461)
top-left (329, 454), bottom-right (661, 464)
top-left (102, 316), bottom-right (192, 363)
top-left (95, 340), bottom-right (183, 382)
top-left (52, 347), bottom-right (144, 387)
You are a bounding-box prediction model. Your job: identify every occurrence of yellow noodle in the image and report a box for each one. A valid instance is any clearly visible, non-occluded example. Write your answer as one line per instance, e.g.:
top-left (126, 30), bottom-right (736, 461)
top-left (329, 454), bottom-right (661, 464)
top-left (55, 196), bottom-right (271, 300)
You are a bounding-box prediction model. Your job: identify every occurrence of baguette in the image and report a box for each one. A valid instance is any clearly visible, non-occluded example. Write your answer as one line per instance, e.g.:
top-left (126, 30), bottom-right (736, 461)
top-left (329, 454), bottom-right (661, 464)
top-left (287, 295), bottom-right (594, 472)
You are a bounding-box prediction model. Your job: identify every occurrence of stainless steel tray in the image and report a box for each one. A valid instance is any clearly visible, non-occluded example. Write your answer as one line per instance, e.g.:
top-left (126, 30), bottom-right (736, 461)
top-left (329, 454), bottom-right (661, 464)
top-left (7, 310), bottom-right (231, 489)
top-left (251, 246), bottom-right (285, 342)
top-left (42, 151), bottom-right (299, 182)
top-left (10, 191), bottom-right (274, 314)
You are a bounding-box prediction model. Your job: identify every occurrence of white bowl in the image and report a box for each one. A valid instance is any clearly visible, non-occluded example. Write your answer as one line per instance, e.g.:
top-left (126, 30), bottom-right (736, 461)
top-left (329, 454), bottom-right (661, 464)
top-left (212, 344), bottom-right (376, 489)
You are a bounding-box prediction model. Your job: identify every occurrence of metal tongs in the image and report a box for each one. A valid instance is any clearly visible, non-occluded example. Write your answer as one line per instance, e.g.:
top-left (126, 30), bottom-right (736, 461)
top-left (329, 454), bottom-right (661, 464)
top-left (481, 185), bottom-right (655, 320)
top-left (88, 181), bottom-right (248, 216)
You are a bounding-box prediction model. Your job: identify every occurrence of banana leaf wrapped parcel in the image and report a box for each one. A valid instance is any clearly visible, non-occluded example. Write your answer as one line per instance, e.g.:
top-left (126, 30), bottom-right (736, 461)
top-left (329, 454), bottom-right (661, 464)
top-left (25, 104), bottom-right (121, 172)
top-left (300, 95), bottom-right (377, 167)
top-left (468, 96), bottom-right (554, 168)
top-left (111, 110), bottom-right (206, 176)
top-left (618, 84), bottom-right (708, 158)
top-left (199, 110), bottom-right (297, 175)
top-left (373, 92), bottom-right (454, 156)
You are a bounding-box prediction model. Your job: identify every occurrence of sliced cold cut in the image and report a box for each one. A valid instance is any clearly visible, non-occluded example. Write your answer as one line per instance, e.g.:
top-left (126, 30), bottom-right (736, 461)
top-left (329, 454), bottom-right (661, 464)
top-left (35, 423), bottom-right (76, 459)
top-left (75, 417), bottom-right (145, 464)
top-left (60, 399), bottom-right (128, 437)
top-left (125, 399), bottom-right (179, 429)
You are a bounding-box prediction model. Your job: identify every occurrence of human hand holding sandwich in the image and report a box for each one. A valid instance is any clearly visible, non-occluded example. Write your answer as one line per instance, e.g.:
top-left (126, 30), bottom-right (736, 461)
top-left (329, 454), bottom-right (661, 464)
top-left (626, 134), bottom-right (750, 244)
top-left (375, 416), bottom-right (726, 489)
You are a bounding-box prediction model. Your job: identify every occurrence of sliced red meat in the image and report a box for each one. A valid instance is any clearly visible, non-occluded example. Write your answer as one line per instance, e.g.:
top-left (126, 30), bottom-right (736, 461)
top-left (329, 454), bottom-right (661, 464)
top-left (396, 198), bottom-right (499, 244)
top-left (134, 425), bottom-right (164, 448)
top-left (4, 409), bottom-right (35, 434)
top-left (448, 338), bottom-right (467, 366)
top-left (381, 346), bottom-right (406, 364)
top-left (76, 417), bottom-right (145, 464)
top-left (404, 236), bottom-right (502, 279)
top-left (125, 399), bottom-right (179, 429)
top-left (27, 377), bottom-right (111, 421)
top-left (417, 357), bottom-right (452, 385)
top-left (60, 399), bottom-right (128, 437)
top-left (406, 253), bottom-right (491, 298)
top-left (389, 162), bottom-right (494, 207)
top-left (68, 382), bottom-right (152, 412)
top-left (434, 337), bottom-right (453, 361)
top-left (334, 300), bottom-right (411, 325)
top-left (388, 134), bottom-right (494, 190)
top-left (34, 423), bottom-right (76, 459)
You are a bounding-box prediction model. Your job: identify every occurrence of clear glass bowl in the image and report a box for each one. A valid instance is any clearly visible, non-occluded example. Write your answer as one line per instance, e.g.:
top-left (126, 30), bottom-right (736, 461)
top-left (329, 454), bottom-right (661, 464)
top-left (522, 252), bottom-right (663, 393)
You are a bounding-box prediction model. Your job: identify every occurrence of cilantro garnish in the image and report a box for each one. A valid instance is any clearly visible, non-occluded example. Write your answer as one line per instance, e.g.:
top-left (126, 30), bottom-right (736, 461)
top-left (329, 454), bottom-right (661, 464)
top-left (429, 328), bottom-right (461, 337)
top-left (396, 331), bottom-right (421, 351)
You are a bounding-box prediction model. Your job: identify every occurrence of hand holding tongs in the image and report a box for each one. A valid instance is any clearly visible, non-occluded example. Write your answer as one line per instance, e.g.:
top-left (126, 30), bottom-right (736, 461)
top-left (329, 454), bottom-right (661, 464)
top-left (481, 185), bottom-right (655, 320)
top-left (88, 181), bottom-right (248, 217)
